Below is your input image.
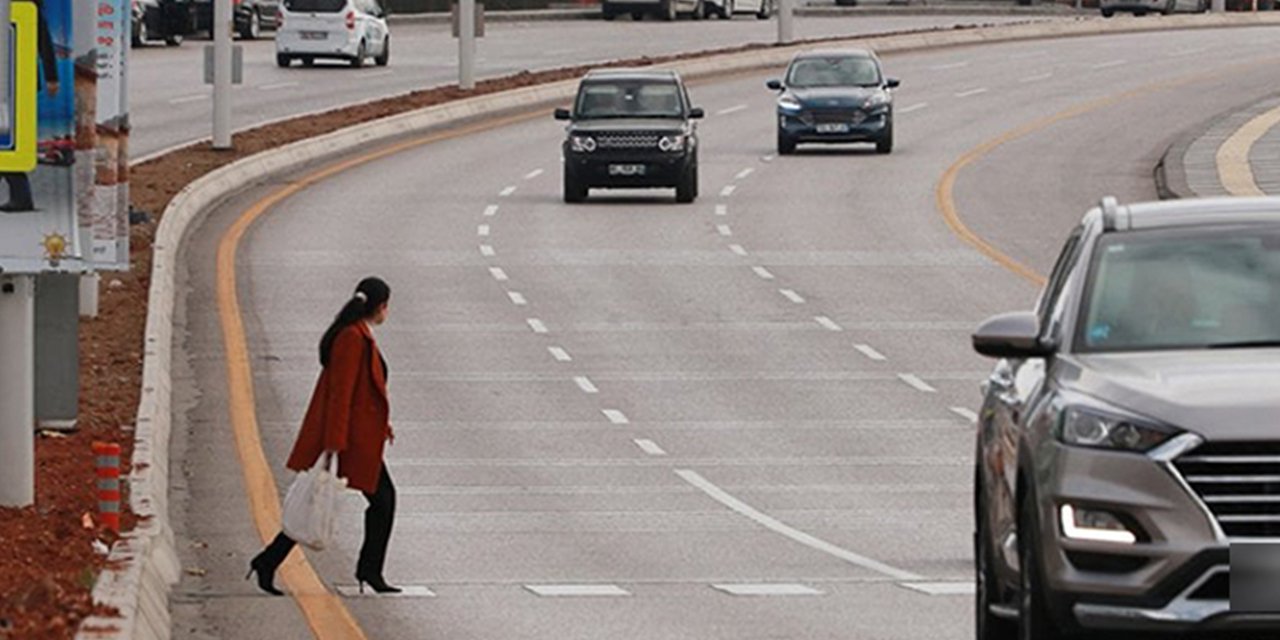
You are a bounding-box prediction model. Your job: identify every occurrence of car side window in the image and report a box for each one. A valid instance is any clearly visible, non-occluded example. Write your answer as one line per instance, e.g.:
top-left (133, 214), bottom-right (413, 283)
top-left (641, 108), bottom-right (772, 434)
top-left (1036, 227), bottom-right (1085, 341)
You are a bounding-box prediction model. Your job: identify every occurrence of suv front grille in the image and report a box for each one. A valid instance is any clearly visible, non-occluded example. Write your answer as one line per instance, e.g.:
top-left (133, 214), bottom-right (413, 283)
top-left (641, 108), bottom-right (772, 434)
top-left (1175, 442), bottom-right (1280, 539)
top-left (595, 133), bottom-right (661, 150)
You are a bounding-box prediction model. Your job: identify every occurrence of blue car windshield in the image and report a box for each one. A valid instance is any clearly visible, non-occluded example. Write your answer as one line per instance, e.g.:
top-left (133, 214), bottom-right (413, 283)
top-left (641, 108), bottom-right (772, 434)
top-left (786, 57), bottom-right (881, 88)
top-left (575, 81), bottom-right (685, 119)
top-left (1078, 227), bottom-right (1280, 352)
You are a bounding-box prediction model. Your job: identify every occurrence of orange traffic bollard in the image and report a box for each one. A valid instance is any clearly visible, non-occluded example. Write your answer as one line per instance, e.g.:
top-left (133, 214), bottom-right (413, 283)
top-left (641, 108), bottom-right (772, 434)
top-left (93, 442), bottom-right (121, 533)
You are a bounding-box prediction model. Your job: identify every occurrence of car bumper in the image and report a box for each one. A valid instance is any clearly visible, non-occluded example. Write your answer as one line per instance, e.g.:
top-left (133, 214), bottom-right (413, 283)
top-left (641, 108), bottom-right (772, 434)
top-left (778, 111), bottom-right (889, 143)
top-left (1032, 440), bottom-right (1275, 631)
top-left (565, 151), bottom-right (693, 188)
top-left (277, 33), bottom-right (360, 58)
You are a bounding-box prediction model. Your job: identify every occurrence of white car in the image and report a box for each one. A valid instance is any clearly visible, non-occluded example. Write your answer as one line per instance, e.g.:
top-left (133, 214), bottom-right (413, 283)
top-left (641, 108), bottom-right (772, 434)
top-left (700, 0), bottom-right (774, 19)
top-left (1100, 0), bottom-right (1206, 16)
top-left (276, 0), bottom-right (390, 68)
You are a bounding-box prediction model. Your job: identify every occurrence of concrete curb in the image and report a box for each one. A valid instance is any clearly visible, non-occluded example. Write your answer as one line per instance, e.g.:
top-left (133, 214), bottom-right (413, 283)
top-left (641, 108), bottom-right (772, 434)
top-left (76, 10), bottom-right (1280, 639)
top-left (1156, 92), bottom-right (1280, 200)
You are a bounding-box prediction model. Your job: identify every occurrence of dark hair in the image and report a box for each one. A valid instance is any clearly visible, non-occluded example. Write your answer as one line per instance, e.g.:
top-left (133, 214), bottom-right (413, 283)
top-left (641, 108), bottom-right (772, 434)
top-left (319, 277), bottom-right (391, 367)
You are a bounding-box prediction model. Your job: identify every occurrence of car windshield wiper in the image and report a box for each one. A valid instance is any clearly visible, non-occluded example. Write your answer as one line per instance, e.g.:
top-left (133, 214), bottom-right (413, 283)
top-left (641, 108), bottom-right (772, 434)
top-left (1206, 340), bottom-right (1280, 349)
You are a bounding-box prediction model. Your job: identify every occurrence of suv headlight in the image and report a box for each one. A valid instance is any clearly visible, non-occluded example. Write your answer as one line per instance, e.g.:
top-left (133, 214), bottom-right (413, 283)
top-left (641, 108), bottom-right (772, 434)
top-left (1056, 406), bottom-right (1178, 453)
top-left (863, 91), bottom-right (890, 110)
top-left (570, 135), bottom-right (596, 153)
top-left (658, 135), bottom-right (686, 152)
top-left (778, 96), bottom-right (803, 112)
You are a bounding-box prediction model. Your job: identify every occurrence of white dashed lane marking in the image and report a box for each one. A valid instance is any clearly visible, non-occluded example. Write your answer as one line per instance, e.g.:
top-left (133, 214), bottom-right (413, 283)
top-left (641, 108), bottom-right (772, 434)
top-left (735, 167), bottom-right (755, 180)
top-left (729, 244), bottom-right (748, 256)
top-left (815, 316), bottom-right (843, 332)
top-left (955, 88), bottom-right (988, 98)
top-left (950, 407), bottom-right (980, 423)
top-left (478, 224), bottom-right (491, 237)
top-left (779, 289), bottom-right (805, 304)
top-left (717, 224), bottom-right (733, 237)
top-left (712, 584), bottom-right (823, 596)
top-left (1092, 59), bottom-right (1127, 70)
top-left (484, 205), bottom-right (499, 217)
top-left (527, 318), bottom-right (549, 334)
top-left (525, 585), bottom-right (630, 597)
top-left (1019, 72), bottom-right (1053, 83)
top-left (929, 60), bottom-right (970, 70)
top-left (898, 102), bottom-right (928, 114)
top-left (633, 439), bottom-right (667, 456)
top-left (717, 104), bottom-right (748, 116)
top-left (479, 245), bottom-right (495, 257)
top-left (752, 267), bottom-right (775, 280)
top-left (336, 585), bottom-right (436, 597)
top-left (548, 346), bottom-right (573, 362)
top-left (259, 81), bottom-right (300, 91)
top-left (499, 186), bottom-right (518, 197)
top-left (574, 376), bottom-right (600, 394)
top-left (489, 267), bottom-right (509, 282)
top-left (677, 470), bottom-right (923, 581)
top-left (900, 582), bottom-right (976, 596)
top-left (524, 169), bottom-right (545, 180)
top-left (715, 204), bottom-right (728, 216)
top-left (507, 292), bottom-right (527, 306)
top-left (602, 409), bottom-right (631, 425)
top-left (169, 93), bottom-right (209, 105)
top-left (898, 374), bottom-right (938, 393)
top-left (721, 185), bottom-right (737, 197)
top-left (853, 344), bottom-right (887, 361)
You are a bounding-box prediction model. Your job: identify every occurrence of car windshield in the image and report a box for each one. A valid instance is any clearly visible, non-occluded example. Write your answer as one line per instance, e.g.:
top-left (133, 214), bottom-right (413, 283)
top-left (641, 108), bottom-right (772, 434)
top-left (786, 57), bottom-right (881, 88)
top-left (285, 0), bottom-right (347, 12)
top-left (1078, 227), bottom-right (1280, 352)
top-left (575, 81), bottom-right (685, 119)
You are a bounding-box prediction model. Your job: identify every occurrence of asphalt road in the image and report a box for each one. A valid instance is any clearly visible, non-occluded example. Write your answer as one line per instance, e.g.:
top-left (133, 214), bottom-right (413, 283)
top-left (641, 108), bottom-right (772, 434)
top-left (130, 14), bottom-right (1048, 157)
top-left (168, 24), bottom-right (1280, 640)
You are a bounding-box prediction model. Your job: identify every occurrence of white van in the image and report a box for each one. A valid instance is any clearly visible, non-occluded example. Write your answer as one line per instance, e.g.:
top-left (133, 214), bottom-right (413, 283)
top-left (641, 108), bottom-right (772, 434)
top-left (276, 0), bottom-right (390, 68)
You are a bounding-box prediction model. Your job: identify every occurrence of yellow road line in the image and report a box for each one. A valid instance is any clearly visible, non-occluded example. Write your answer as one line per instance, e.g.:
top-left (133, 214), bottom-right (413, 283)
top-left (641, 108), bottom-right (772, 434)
top-left (1216, 105), bottom-right (1280, 197)
top-left (215, 111), bottom-right (541, 640)
top-left (936, 60), bottom-right (1269, 287)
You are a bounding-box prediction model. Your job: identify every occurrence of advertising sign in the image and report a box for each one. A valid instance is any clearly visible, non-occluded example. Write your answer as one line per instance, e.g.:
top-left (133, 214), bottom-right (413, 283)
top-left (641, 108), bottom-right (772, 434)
top-left (0, 0), bottom-right (125, 274)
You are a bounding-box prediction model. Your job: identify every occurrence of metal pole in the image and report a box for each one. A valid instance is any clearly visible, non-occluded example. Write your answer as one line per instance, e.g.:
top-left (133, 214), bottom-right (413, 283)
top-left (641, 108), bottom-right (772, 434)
top-left (1212, 0), bottom-right (1224, 11)
top-left (459, 0), bottom-right (476, 91)
top-left (0, 276), bottom-right (35, 508)
top-left (213, 0), bottom-right (233, 149)
top-left (0, 0), bottom-right (10, 136)
top-left (777, 0), bottom-right (793, 45)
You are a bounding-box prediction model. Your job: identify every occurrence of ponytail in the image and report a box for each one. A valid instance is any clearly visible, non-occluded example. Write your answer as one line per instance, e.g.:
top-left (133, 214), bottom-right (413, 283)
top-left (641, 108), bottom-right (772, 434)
top-left (319, 277), bottom-right (391, 366)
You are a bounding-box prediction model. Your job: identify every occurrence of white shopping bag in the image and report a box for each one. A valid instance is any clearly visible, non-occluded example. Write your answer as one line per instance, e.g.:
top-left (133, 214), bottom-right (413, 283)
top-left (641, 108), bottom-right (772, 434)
top-left (282, 454), bottom-right (347, 550)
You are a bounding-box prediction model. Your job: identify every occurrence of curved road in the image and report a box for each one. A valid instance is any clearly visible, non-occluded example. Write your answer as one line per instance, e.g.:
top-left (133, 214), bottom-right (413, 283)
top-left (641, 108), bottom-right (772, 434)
top-left (170, 23), bottom-right (1280, 640)
top-left (131, 14), bottom-right (1051, 157)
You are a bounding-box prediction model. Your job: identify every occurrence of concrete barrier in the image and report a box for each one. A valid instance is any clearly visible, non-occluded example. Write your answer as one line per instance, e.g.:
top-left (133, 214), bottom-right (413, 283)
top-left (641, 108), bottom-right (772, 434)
top-left (75, 10), bottom-right (1280, 639)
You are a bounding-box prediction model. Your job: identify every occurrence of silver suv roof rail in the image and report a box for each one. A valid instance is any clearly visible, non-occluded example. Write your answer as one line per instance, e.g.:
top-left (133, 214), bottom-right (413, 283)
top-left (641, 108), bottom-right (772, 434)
top-left (1100, 196), bottom-right (1120, 232)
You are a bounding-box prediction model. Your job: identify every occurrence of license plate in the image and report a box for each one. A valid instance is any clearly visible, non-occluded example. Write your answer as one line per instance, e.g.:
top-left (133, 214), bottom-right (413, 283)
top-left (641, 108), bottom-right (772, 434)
top-left (300, 31), bottom-right (328, 40)
top-left (816, 123), bottom-right (851, 134)
top-left (609, 164), bottom-right (646, 176)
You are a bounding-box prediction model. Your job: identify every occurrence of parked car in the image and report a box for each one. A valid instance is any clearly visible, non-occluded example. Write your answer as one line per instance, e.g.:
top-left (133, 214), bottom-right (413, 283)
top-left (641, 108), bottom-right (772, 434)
top-left (1100, 0), bottom-right (1206, 16)
top-left (972, 196), bottom-right (1280, 639)
top-left (131, 0), bottom-right (196, 47)
top-left (276, 0), bottom-right (390, 68)
top-left (768, 49), bottom-right (898, 155)
top-left (555, 69), bottom-right (704, 203)
top-left (601, 0), bottom-right (700, 20)
top-left (194, 0), bottom-right (282, 39)
top-left (699, 0), bottom-right (775, 18)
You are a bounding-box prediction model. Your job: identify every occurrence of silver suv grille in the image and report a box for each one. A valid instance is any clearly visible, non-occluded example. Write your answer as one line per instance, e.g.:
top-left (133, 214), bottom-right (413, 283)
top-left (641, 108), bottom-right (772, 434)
top-left (1175, 442), bottom-right (1280, 539)
top-left (595, 133), bottom-right (661, 150)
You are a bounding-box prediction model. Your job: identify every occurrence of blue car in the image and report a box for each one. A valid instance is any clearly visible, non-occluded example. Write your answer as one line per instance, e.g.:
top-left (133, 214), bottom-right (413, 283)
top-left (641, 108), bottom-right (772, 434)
top-left (767, 49), bottom-right (899, 155)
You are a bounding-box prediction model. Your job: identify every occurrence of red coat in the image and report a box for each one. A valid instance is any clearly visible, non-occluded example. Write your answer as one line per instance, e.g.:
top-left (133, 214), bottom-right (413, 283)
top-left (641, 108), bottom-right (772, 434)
top-left (287, 322), bottom-right (390, 494)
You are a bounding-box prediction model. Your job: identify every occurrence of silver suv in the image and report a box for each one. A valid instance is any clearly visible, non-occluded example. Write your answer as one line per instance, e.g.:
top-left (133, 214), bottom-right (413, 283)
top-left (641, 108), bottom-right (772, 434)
top-left (972, 197), bottom-right (1280, 639)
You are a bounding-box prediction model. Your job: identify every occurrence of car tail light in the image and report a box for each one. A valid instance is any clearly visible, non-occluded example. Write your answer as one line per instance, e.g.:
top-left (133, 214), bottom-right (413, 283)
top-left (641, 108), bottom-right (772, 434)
top-left (345, 10), bottom-right (355, 29)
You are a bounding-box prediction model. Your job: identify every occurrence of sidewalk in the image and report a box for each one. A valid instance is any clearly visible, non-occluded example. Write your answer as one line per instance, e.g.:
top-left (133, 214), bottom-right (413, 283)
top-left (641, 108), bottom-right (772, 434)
top-left (1160, 93), bottom-right (1280, 198)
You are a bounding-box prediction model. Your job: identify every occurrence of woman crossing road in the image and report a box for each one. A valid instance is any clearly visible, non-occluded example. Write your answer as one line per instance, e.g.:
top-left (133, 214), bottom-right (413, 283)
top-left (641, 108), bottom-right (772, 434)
top-left (248, 277), bottom-right (402, 596)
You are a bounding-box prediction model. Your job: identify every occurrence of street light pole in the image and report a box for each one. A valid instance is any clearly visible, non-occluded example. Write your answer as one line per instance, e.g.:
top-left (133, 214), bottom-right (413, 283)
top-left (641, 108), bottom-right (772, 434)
top-left (459, 0), bottom-right (476, 90)
top-left (213, 0), bottom-right (233, 149)
top-left (776, 0), bottom-right (793, 45)
top-left (0, 276), bottom-right (35, 508)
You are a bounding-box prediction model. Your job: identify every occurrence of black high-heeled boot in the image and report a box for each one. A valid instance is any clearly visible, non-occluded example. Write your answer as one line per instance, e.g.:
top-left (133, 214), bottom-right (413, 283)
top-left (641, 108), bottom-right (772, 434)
top-left (247, 551), bottom-right (286, 596)
top-left (355, 573), bottom-right (402, 595)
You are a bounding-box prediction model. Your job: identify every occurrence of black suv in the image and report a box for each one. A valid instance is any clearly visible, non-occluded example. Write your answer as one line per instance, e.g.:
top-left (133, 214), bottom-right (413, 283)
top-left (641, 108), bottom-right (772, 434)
top-left (555, 70), bottom-right (704, 204)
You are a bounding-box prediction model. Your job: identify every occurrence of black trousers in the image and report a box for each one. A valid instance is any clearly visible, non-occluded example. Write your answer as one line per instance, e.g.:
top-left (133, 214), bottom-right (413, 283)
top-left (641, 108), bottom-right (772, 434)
top-left (258, 463), bottom-right (397, 578)
top-left (1, 173), bottom-right (34, 209)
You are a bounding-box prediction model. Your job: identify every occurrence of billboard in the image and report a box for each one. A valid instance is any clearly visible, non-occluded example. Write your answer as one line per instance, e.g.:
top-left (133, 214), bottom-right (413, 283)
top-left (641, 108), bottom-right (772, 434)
top-left (0, 0), bottom-right (128, 275)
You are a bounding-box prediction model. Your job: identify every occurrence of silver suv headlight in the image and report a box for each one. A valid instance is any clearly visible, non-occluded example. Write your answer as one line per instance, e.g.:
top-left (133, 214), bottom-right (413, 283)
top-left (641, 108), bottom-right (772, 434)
top-left (1056, 405), bottom-right (1179, 453)
top-left (570, 135), bottom-right (597, 153)
top-left (658, 135), bottom-right (686, 152)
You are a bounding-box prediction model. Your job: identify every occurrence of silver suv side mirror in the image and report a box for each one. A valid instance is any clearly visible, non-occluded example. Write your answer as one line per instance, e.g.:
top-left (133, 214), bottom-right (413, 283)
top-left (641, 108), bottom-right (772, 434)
top-left (973, 311), bottom-right (1054, 360)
